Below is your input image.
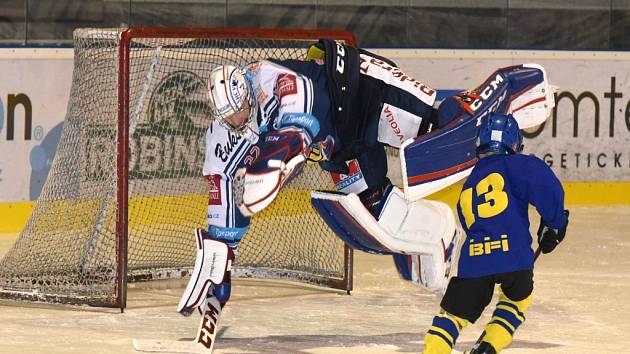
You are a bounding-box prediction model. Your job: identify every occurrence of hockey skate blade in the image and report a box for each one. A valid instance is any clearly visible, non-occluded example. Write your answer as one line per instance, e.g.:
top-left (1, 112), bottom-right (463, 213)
top-left (133, 339), bottom-right (206, 353)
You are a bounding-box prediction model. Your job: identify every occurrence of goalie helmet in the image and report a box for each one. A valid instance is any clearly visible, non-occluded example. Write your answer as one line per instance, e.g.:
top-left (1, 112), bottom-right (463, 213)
top-left (208, 65), bottom-right (259, 142)
top-left (476, 113), bottom-right (523, 156)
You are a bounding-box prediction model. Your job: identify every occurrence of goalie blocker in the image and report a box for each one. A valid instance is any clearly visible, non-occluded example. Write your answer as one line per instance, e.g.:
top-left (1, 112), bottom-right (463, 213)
top-left (311, 186), bottom-right (460, 293)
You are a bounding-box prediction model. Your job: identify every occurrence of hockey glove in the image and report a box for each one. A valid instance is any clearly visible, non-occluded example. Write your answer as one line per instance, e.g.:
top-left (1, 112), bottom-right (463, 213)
top-left (537, 209), bottom-right (570, 254)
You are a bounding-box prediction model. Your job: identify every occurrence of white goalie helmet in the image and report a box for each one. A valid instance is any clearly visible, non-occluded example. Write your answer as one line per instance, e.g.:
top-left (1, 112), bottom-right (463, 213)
top-left (208, 65), bottom-right (259, 142)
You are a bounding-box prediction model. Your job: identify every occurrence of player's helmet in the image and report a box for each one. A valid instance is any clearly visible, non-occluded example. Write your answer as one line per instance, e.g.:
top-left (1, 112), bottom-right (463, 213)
top-left (208, 65), bottom-right (259, 138)
top-left (476, 113), bottom-right (523, 156)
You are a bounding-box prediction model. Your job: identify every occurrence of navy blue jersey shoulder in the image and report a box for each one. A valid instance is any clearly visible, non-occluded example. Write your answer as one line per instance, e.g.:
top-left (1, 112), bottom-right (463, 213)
top-left (274, 59), bottom-right (336, 143)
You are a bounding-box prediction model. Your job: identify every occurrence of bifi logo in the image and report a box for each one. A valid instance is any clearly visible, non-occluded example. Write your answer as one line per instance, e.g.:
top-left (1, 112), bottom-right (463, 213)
top-left (470, 74), bottom-right (505, 113)
top-left (335, 41), bottom-right (345, 74)
top-left (1, 93), bottom-right (33, 140)
top-left (86, 71), bottom-right (209, 181)
top-left (468, 234), bottom-right (509, 256)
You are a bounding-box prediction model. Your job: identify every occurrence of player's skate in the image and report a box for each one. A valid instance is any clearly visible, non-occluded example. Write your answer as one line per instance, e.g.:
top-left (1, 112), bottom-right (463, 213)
top-left (465, 341), bottom-right (497, 354)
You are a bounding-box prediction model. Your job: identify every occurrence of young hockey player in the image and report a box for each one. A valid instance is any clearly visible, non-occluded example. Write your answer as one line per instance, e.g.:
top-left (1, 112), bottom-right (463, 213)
top-left (421, 113), bottom-right (569, 354)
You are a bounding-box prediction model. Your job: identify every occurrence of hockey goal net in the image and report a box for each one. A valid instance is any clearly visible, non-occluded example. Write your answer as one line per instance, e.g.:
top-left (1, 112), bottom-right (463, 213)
top-left (0, 27), bottom-right (355, 308)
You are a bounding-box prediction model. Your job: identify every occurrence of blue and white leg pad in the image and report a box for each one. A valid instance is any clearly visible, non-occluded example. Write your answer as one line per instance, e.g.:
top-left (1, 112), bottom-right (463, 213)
top-left (401, 63), bottom-right (555, 201)
top-left (311, 186), bottom-right (458, 292)
top-left (392, 229), bottom-right (460, 294)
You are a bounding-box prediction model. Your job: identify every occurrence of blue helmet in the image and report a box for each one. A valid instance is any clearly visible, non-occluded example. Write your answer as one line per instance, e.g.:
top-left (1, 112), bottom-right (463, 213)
top-left (476, 113), bottom-right (523, 156)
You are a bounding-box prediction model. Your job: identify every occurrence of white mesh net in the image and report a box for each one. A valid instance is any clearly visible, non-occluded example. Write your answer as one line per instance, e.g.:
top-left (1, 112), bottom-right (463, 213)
top-left (0, 28), bottom-right (354, 306)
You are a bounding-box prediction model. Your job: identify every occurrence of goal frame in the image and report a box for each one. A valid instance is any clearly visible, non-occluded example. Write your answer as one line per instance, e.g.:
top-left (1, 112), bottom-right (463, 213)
top-left (114, 27), bottom-right (357, 310)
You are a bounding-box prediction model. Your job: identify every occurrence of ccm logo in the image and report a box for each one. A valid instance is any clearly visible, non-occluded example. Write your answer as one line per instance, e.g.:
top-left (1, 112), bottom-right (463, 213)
top-left (197, 301), bottom-right (221, 348)
top-left (470, 74), bottom-right (504, 112)
top-left (335, 41), bottom-right (345, 74)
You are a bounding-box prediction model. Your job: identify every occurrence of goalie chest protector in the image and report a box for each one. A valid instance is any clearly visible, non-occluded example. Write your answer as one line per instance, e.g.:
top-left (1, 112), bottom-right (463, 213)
top-left (316, 39), bottom-right (391, 163)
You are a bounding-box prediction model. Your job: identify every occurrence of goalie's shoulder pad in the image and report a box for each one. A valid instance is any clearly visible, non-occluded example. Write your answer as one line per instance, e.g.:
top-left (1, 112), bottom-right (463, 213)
top-left (177, 229), bottom-right (234, 315)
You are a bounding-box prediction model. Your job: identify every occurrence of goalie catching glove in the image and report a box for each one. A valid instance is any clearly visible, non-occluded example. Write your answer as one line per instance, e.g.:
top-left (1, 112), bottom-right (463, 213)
top-left (235, 113), bottom-right (322, 217)
top-left (537, 209), bottom-right (570, 254)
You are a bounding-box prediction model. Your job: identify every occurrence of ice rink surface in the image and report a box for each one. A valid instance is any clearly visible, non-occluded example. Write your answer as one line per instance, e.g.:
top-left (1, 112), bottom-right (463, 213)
top-left (1, 206), bottom-right (629, 353)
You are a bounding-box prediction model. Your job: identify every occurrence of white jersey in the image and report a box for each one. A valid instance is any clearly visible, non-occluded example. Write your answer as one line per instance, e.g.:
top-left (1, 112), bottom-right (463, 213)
top-left (246, 60), bottom-right (315, 132)
top-left (203, 122), bottom-right (253, 229)
top-left (202, 60), bottom-right (316, 229)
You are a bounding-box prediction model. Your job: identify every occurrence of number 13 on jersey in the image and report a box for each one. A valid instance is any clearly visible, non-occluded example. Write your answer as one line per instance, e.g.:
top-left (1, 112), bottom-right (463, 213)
top-left (459, 172), bottom-right (509, 228)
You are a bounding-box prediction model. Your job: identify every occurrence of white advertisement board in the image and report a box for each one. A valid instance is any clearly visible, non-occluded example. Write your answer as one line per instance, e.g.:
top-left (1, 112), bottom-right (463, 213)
top-left (1, 48), bottom-right (629, 202)
top-left (380, 49), bottom-right (630, 182)
top-left (0, 49), bottom-right (73, 202)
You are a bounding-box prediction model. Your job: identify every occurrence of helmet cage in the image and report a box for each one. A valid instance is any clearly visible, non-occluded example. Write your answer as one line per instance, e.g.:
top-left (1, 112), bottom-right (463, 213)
top-left (208, 65), bottom-right (258, 135)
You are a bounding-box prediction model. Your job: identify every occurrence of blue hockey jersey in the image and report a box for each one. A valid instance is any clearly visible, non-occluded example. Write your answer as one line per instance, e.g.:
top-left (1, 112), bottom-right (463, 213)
top-left (455, 153), bottom-right (568, 278)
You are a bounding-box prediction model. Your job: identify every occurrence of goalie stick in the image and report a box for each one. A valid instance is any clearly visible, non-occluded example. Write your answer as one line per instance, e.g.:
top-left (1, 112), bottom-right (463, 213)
top-left (133, 294), bottom-right (223, 353)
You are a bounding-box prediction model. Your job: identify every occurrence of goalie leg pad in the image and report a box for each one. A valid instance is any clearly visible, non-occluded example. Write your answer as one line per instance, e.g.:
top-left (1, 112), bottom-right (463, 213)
top-left (312, 187), bottom-right (460, 292)
top-left (311, 187), bottom-right (458, 256)
top-left (311, 191), bottom-right (393, 255)
top-left (458, 63), bottom-right (555, 129)
top-left (401, 64), bottom-right (555, 201)
top-left (177, 228), bottom-right (234, 316)
top-left (392, 230), bottom-right (460, 294)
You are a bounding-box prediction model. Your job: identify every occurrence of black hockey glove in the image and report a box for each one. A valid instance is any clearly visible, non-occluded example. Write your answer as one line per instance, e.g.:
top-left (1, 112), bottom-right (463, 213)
top-left (537, 210), bottom-right (570, 254)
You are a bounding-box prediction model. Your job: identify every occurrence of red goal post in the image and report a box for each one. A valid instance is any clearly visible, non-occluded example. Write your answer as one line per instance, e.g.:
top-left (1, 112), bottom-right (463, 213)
top-left (0, 27), bottom-right (356, 309)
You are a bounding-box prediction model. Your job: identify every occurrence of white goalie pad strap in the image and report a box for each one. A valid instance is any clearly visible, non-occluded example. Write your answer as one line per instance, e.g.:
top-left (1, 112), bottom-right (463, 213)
top-left (315, 187), bottom-right (457, 255)
top-left (508, 63), bottom-right (556, 129)
top-left (235, 155), bottom-right (305, 217)
top-left (177, 229), bottom-right (231, 314)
